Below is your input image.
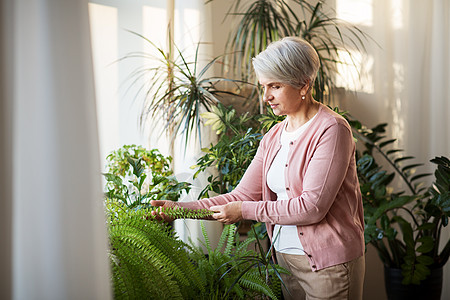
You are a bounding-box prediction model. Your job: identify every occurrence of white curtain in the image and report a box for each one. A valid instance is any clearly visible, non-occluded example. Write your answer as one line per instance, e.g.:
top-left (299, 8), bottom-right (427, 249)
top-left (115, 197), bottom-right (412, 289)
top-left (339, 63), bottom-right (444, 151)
top-left (339, 0), bottom-right (449, 164)
top-left (1, 0), bottom-right (111, 299)
top-left (336, 1), bottom-right (450, 299)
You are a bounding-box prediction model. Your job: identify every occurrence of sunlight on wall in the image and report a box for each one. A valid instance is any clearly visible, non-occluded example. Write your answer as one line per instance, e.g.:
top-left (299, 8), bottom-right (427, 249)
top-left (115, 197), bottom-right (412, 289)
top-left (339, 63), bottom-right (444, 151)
top-left (174, 7), bottom-right (201, 62)
top-left (391, 62), bottom-right (405, 149)
top-left (141, 5), bottom-right (170, 155)
top-left (180, 9), bottom-right (201, 48)
top-left (336, 0), bottom-right (373, 26)
top-left (391, 0), bottom-right (404, 30)
top-left (335, 0), bottom-right (374, 94)
top-left (88, 3), bottom-right (119, 170)
top-left (336, 50), bottom-right (374, 94)
top-left (142, 6), bottom-right (167, 52)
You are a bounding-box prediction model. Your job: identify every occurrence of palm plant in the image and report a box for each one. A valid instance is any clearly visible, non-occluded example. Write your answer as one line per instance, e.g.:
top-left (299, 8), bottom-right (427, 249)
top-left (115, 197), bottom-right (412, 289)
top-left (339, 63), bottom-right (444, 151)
top-left (123, 31), bottom-right (246, 147)
top-left (208, 0), bottom-right (370, 103)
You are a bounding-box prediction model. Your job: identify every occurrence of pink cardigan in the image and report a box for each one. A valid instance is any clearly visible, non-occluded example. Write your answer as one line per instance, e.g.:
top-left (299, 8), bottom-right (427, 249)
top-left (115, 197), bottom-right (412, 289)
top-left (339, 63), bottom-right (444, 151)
top-left (180, 104), bottom-right (365, 271)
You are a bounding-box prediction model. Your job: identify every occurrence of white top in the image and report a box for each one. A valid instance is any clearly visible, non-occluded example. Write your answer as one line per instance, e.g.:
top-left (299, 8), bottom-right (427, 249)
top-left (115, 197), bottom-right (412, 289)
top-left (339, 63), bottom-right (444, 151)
top-left (266, 114), bottom-right (317, 255)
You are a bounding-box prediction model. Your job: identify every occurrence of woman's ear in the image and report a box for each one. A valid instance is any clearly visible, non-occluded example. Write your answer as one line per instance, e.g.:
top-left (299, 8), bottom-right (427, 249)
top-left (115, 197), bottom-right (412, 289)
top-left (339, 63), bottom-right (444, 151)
top-left (300, 81), bottom-right (310, 97)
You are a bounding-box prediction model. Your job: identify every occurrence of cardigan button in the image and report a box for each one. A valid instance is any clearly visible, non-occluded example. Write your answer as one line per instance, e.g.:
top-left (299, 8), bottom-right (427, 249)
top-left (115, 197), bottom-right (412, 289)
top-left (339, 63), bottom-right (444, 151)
top-left (299, 232), bottom-right (303, 236)
top-left (312, 265), bottom-right (316, 269)
top-left (285, 164), bottom-right (288, 167)
top-left (290, 141), bottom-right (294, 145)
top-left (286, 187), bottom-right (290, 191)
top-left (307, 254), bottom-right (312, 258)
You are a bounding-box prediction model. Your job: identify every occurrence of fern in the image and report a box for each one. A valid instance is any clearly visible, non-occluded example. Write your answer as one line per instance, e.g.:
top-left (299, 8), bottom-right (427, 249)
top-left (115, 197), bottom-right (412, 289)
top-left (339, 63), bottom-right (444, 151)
top-left (239, 269), bottom-right (278, 300)
top-left (194, 223), bottom-right (287, 300)
top-left (106, 200), bottom-right (207, 299)
top-left (156, 206), bottom-right (213, 219)
top-left (215, 222), bottom-right (230, 251)
top-left (200, 221), bottom-right (213, 253)
top-left (224, 223), bottom-right (237, 256)
top-left (107, 200), bottom-right (287, 299)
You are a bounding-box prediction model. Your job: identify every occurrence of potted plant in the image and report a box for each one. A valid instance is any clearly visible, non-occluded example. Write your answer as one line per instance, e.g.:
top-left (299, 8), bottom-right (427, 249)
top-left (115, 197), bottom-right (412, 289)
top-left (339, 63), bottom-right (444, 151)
top-left (121, 32), bottom-right (247, 148)
top-left (207, 0), bottom-right (371, 104)
top-left (103, 144), bottom-right (191, 209)
top-left (352, 119), bottom-right (450, 299)
top-left (193, 103), bottom-right (263, 198)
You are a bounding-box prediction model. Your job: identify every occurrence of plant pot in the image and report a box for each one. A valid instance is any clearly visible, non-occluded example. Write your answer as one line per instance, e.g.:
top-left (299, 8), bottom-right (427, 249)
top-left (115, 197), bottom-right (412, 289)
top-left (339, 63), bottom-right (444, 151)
top-left (384, 266), bottom-right (443, 300)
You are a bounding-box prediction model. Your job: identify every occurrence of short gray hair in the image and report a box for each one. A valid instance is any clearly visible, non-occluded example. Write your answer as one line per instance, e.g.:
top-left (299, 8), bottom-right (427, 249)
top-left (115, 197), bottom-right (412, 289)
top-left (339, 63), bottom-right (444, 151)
top-left (252, 37), bottom-right (320, 90)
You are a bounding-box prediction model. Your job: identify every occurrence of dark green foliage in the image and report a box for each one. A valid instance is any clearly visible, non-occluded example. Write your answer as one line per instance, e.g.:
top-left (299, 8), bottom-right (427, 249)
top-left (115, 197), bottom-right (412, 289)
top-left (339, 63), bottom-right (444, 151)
top-left (343, 112), bottom-right (450, 285)
top-left (256, 107), bottom-right (286, 132)
top-left (103, 145), bottom-right (191, 208)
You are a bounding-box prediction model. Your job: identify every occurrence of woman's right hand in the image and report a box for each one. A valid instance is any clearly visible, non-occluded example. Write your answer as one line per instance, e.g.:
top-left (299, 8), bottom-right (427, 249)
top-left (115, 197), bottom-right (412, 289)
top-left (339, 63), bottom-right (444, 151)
top-left (150, 200), bottom-right (178, 223)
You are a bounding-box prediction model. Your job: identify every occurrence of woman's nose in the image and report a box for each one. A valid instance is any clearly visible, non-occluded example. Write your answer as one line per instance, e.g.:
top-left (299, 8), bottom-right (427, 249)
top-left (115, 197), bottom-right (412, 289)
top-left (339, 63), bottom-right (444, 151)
top-left (262, 91), bottom-right (273, 102)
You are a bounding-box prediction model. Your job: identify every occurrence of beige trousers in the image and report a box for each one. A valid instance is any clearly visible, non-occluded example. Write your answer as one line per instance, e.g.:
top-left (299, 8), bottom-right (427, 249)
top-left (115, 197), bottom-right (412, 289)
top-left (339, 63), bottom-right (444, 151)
top-left (276, 253), bottom-right (365, 300)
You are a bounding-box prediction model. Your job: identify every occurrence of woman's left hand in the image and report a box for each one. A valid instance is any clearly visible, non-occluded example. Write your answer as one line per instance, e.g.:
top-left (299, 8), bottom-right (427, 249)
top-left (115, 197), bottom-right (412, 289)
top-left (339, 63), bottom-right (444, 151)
top-left (210, 202), bottom-right (243, 225)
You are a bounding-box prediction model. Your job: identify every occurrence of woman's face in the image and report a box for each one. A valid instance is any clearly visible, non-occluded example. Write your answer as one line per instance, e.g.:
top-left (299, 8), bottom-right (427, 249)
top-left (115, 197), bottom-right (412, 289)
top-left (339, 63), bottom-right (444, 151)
top-left (259, 77), bottom-right (303, 116)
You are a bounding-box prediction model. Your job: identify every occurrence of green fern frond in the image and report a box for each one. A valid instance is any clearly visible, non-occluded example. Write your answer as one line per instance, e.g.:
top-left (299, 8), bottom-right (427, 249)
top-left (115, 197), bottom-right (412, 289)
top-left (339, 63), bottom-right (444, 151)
top-left (236, 235), bottom-right (256, 253)
top-left (239, 269), bottom-right (279, 300)
top-left (224, 224), bottom-right (237, 256)
top-left (110, 236), bottom-right (184, 299)
top-left (158, 206), bottom-right (213, 219)
top-left (107, 200), bottom-right (207, 299)
top-left (107, 199), bottom-right (285, 299)
top-left (200, 221), bottom-right (213, 253)
top-left (215, 224), bottom-right (230, 251)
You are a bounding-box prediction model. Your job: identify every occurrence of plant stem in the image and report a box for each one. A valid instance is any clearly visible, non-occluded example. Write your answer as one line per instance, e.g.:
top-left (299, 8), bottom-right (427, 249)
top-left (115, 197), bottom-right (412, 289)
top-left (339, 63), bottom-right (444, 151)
top-left (397, 206), bottom-right (420, 229)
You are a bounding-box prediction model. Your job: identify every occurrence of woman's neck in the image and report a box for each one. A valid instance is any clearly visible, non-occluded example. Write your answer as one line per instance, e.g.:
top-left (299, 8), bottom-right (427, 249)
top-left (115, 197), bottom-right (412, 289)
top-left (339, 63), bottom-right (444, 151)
top-left (285, 100), bottom-right (320, 132)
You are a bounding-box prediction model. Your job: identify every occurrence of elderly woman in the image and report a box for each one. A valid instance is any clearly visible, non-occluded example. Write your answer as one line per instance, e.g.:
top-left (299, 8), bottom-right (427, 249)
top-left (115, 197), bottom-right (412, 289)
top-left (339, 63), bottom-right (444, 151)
top-left (152, 37), bottom-right (365, 300)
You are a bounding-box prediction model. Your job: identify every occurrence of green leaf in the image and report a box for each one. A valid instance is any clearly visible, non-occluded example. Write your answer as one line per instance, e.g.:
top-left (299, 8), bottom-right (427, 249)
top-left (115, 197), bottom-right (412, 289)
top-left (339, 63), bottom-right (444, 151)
top-left (380, 214), bottom-right (390, 231)
top-left (392, 216), bottom-right (414, 250)
top-left (379, 139), bottom-right (396, 149)
top-left (416, 255), bottom-right (434, 266)
top-left (416, 236), bottom-right (434, 253)
top-left (416, 222), bottom-right (436, 230)
top-left (394, 156), bottom-right (414, 164)
top-left (401, 163), bottom-right (423, 173)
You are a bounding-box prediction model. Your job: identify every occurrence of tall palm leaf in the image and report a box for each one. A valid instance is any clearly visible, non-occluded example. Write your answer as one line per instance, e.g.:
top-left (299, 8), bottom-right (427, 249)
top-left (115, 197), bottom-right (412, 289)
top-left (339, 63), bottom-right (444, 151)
top-left (123, 31), bottom-right (247, 147)
top-left (210, 0), bottom-right (371, 103)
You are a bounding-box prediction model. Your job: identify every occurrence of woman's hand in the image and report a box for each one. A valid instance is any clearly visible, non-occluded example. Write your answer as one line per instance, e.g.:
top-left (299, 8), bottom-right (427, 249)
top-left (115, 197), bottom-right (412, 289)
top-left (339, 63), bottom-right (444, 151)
top-left (150, 200), bottom-right (178, 222)
top-left (210, 201), bottom-right (243, 225)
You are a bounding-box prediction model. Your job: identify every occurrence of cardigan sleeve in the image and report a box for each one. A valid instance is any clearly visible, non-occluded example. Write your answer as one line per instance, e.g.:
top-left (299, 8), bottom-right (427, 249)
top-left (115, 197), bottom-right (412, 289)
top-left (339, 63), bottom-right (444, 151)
top-left (242, 120), bottom-right (355, 225)
top-left (178, 137), bottom-right (266, 211)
